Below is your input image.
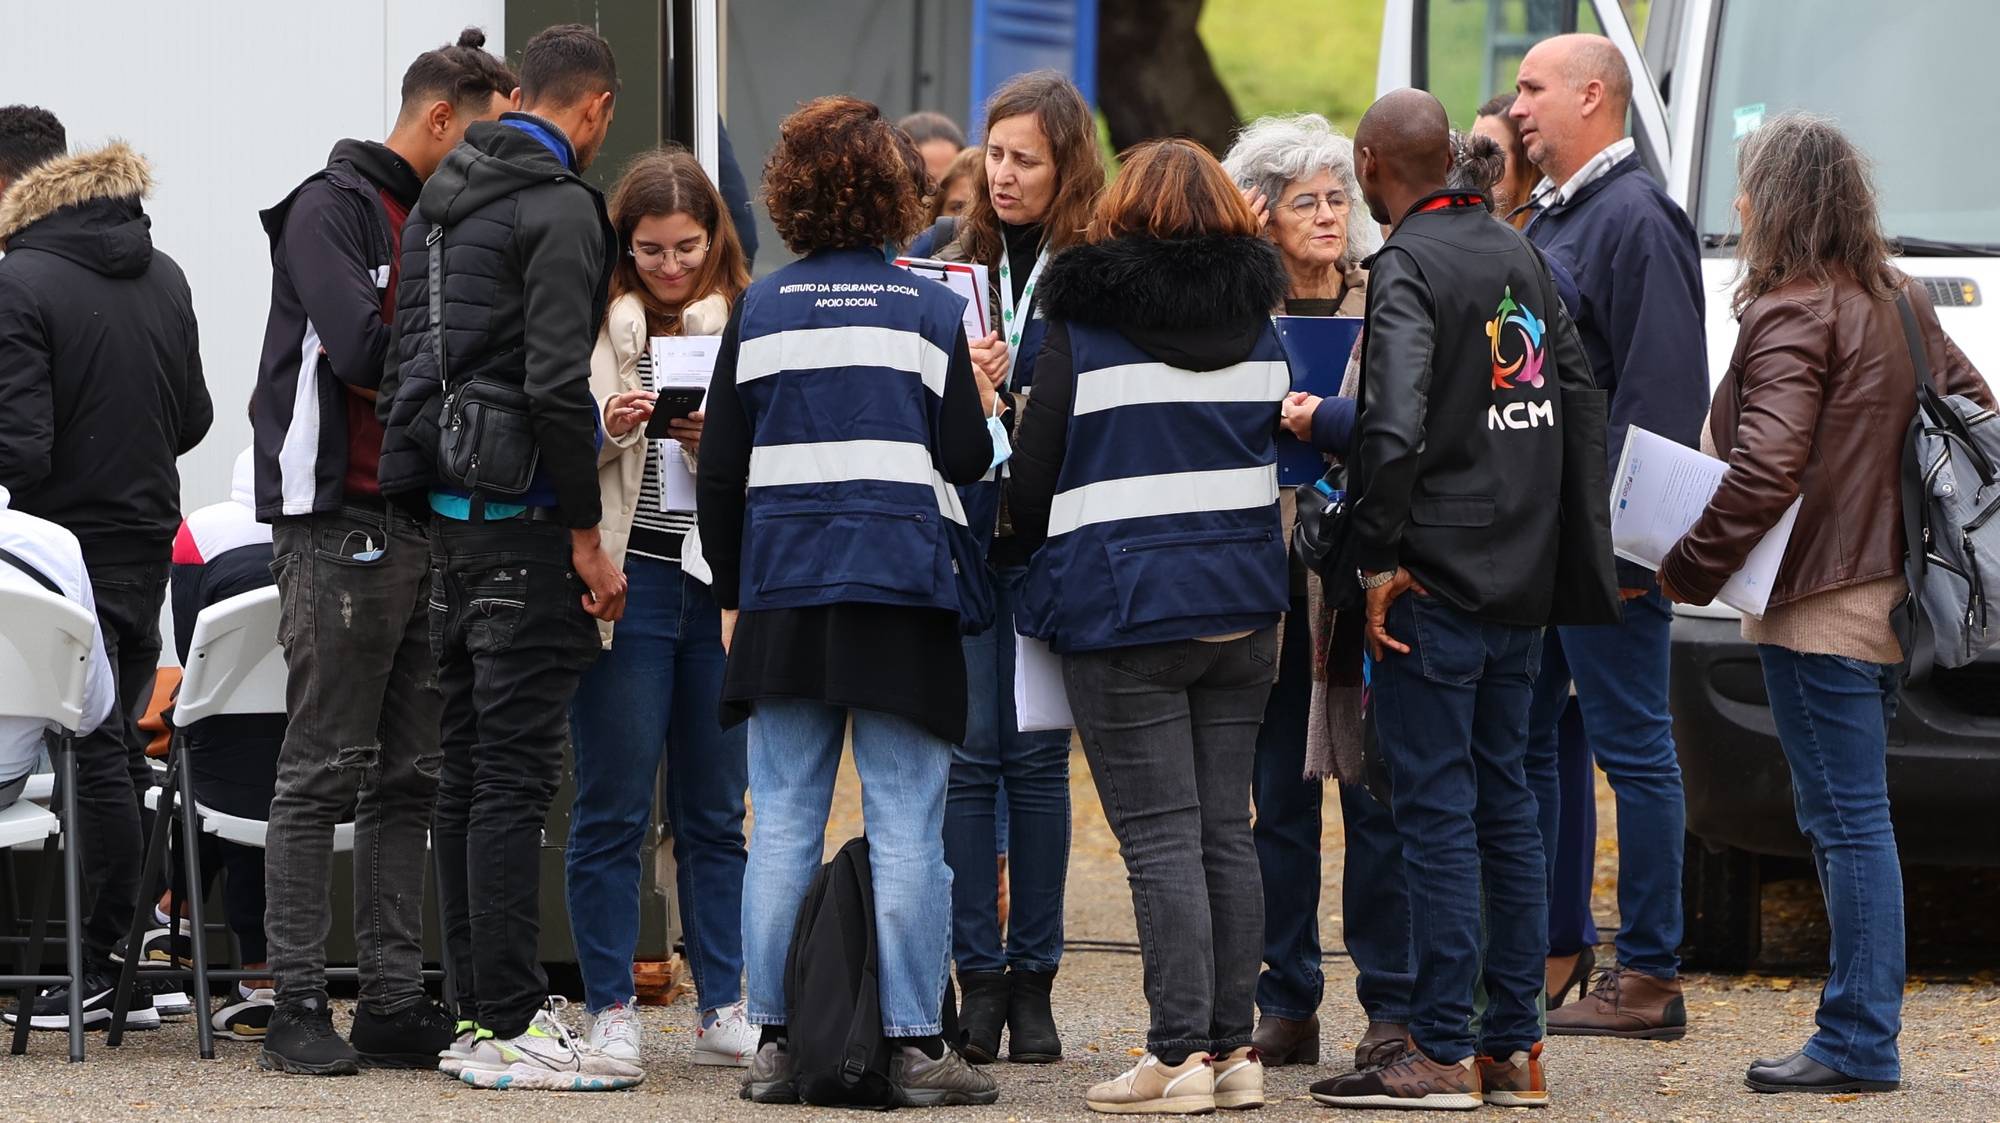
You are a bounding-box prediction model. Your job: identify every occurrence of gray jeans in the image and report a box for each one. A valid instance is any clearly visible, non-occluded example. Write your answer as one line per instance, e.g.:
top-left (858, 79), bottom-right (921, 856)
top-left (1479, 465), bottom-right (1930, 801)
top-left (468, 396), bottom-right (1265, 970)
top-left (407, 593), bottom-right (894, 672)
top-left (265, 505), bottom-right (442, 1011)
top-left (1064, 627), bottom-right (1278, 1057)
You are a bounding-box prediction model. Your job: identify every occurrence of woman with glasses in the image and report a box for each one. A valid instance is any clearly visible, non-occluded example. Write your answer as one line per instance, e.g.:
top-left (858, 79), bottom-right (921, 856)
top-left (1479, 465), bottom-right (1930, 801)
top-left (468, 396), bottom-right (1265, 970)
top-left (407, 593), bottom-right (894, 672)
top-left (566, 146), bottom-right (755, 1070)
top-left (1219, 113), bottom-right (1406, 1073)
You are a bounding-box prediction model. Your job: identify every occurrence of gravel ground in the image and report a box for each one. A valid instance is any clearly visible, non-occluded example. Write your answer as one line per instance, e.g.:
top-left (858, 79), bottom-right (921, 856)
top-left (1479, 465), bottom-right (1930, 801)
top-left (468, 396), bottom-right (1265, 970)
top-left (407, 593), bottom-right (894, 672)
top-left (0, 751), bottom-right (1992, 1121)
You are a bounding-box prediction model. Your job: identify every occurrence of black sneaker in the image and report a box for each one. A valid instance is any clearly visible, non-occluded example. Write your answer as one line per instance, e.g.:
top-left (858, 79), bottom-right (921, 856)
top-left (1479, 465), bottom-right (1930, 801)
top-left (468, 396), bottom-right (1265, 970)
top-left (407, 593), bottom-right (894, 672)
top-left (143, 978), bottom-right (195, 1021)
top-left (348, 999), bottom-right (458, 1069)
top-left (214, 988), bottom-right (276, 1042)
top-left (259, 997), bottom-right (361, 1076)
top-left (1, 971), bottom-right (160, 1032)
top-left (110, 923), bottom-right (193, 968)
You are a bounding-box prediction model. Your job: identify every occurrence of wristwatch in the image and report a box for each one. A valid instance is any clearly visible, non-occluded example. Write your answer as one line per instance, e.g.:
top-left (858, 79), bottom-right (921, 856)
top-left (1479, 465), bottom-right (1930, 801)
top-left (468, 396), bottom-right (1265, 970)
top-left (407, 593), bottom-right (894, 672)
top-left (1358, 569), bottom-right (1396, 591)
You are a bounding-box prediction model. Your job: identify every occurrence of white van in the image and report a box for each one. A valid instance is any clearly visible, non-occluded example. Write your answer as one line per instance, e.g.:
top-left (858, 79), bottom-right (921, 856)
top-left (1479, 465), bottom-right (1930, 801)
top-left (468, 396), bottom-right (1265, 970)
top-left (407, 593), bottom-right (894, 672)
top-left (1379, 0), bottom-right (2000, 969)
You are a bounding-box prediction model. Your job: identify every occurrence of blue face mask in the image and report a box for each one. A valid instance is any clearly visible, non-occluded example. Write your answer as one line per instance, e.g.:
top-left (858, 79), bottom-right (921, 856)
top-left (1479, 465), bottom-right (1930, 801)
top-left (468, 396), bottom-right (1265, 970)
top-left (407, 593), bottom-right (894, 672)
top-left (987, 413), bottom-right (1013, 472)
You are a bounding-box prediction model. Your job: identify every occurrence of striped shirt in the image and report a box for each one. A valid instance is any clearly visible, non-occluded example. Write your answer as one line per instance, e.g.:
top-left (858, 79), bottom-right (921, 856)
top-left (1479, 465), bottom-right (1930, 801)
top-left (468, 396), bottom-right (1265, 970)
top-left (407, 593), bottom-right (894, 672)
top-left (628, 350), bottom-right (698, 562)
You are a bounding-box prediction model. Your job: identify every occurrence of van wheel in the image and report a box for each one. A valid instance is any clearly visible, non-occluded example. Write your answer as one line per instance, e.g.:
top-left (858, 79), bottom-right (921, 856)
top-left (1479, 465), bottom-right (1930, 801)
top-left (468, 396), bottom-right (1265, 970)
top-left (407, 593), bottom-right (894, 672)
top-left (1680, 833), bottom-right (1761, 971)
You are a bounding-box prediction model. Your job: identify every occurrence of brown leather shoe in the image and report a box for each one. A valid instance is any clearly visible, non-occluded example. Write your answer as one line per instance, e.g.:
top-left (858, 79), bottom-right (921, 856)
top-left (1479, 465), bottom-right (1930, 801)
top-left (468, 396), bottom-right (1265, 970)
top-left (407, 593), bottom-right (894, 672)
top-left (1546, 965), bottom-right (1687, 1040)
top-left (1354, 1020), bottom-right (1409, 1069)
top-left (1310, 1042), bottom-right (1483, 1110)
top-left (1477, 1040), bottom-right (1548, 1107)
top-left (1250, 1013), bottom-right (1318, 1067)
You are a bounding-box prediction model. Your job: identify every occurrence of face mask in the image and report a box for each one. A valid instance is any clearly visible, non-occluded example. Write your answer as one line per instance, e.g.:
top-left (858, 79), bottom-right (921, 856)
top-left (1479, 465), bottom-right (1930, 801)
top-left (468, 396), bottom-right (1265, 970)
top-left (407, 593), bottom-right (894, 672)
top-left (986, 413), bottom-right (1013, 472)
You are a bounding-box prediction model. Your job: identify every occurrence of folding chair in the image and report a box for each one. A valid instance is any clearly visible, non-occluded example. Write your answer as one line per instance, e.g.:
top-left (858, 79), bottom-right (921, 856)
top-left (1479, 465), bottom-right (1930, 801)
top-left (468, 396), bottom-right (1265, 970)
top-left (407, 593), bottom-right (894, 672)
top-left (0, 584), bottom-right (97, 1063)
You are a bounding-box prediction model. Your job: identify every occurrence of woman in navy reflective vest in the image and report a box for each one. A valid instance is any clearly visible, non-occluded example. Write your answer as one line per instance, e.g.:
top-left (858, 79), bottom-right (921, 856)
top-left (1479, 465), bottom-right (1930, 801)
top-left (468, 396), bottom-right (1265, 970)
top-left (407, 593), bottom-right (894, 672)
top-left (694, 96), bottom-right (999, 1106)
top-left (905, 69), bottom-right (1105, 1067)
top-left (1007, 139), bottom-right (1292, 1114)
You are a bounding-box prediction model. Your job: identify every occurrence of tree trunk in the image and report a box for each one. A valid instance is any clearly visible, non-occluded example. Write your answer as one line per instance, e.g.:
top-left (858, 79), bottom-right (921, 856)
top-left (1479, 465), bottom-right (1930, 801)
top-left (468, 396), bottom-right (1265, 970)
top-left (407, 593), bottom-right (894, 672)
top-left (1097, 0), bottom-right (1241, 156)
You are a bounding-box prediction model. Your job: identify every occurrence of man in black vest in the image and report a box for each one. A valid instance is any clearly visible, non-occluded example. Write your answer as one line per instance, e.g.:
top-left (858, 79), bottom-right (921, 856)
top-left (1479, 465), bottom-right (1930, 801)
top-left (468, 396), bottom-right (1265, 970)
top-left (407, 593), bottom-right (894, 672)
top-left (1312, 89), bottom-right (1596, 1112)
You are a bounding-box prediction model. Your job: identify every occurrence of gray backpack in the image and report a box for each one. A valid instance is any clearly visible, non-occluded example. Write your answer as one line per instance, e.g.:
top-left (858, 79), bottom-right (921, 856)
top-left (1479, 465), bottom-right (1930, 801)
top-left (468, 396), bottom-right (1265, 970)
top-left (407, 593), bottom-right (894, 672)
top-left (1897, 292), bottom-right (2000, 671)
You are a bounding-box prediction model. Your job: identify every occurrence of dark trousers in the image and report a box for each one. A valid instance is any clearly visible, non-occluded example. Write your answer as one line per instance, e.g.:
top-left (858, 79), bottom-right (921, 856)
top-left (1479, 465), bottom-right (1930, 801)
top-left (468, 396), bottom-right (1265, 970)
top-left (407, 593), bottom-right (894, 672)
top-left (1252, 603), bottom-right (1414, 1025)
top-left (265, 506), bottom-right (440, 1012)
top-left (1372, 595), bottom-right (1545, 1064)
top-left (1522, 687), bottom-right (1600, 956)
top-left (69, 558), bottom-right (167, 970)
top-left (430, 518), bottom-right (598, 1040)
top-left (171, 723), bottom-right (283, 962)
top-left (1066, 628), bottom-right (1277, 1058)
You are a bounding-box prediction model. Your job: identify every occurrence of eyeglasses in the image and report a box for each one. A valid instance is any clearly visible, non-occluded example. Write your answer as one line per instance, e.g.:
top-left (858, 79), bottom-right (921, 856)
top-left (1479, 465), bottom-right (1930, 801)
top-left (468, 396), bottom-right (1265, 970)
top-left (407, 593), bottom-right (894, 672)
top-left (1284, 192), bottom-right (1351, 220)
top-left (629, 240), bottom-right (710, 272)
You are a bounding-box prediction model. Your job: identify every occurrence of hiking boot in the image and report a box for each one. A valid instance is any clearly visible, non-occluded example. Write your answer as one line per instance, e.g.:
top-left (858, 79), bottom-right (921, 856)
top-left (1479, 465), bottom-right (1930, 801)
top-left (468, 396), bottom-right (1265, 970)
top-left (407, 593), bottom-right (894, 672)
top-left (1212, 1045), bottom-right (1265, 1111)
top-left (439, 1020), bottom-right (488, 1077)
top-left (1478, 1041), bottom-right (1548, 1107)
top-left (458, 1001), bottom-right (644, 1091)
top-left (3, 971), bottom-right (159, 1032)
top-left (694, 1000), bottom-right (756, 1067)
top-left (1546, 965), bottom-right (1687, 1040)
top-left (1310, 1042), bottom-right (1482, 1110)
top-left (213, 988), bottom-right (276, 1042)
top-left (585, 1000), bottom-right (643, 1066)
top-left (1354, 1020), bottom-right (1408, 1069)
top-left (260, 997), bottom-right (361, 1076)
top-left (891, 1042), bottom-right (1001, 1107)
top-left (1007, 968), bottom-right (1061, 1063)
top-left (1251, 1013), bottom-right (1319, 1067)
top-left (1085, 1052), bottom-right (1214, 1115)
top-left (956, 969), bottom-right (1009, 1064)
top-left (740, 1039), bottom-right (799, 1104)
top-left (350, 999), bottom-right (458, 1069)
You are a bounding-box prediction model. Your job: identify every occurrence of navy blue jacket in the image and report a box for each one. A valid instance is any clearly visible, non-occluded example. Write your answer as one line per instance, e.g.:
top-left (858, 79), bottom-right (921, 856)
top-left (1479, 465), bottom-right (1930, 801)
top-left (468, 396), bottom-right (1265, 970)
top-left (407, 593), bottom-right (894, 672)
top-left (1528, 154), bottom-right (1707, 586)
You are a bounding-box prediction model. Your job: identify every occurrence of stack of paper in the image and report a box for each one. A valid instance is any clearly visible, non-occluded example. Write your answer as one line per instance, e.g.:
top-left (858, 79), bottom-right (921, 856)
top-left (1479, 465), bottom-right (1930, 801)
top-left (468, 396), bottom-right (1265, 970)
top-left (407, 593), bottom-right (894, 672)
top-left (1609, 426), bottom-right (1800, 617)
top-left (895, 256), bottom-right (990, 341)
top-left (648, 335), bottom-right (719, 513)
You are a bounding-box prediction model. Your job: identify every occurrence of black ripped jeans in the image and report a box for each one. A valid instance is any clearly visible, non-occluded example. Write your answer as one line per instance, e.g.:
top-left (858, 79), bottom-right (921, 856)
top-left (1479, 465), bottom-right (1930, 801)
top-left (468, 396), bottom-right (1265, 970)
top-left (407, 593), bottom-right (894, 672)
top-left (264, 505), bottom-right (442, 1013)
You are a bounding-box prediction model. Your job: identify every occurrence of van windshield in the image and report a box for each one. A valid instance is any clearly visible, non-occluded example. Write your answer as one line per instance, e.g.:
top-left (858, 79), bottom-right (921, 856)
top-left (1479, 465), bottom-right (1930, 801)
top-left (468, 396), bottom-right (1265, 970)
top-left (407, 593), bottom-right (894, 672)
top-left (1699, 0), bottom-right (2000, 249)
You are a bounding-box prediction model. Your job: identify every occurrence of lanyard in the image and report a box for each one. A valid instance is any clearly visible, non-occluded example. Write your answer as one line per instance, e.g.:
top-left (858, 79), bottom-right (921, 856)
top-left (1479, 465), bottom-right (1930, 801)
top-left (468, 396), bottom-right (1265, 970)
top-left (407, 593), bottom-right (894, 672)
top-left (997, 243), bottom-right (1049, 391)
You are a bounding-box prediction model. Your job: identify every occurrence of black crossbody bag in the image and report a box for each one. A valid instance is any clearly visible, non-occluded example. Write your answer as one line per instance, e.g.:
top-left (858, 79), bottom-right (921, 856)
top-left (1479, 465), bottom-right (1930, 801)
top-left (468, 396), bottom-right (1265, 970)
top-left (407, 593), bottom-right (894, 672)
top-left (430, 224), bottom-right (540, 498)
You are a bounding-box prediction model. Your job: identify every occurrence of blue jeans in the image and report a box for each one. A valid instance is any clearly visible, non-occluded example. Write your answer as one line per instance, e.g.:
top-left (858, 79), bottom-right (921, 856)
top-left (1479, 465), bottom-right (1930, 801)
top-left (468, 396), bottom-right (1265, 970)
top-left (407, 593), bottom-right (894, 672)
top-left (1372, 594), bottom-right (1545, 1064)
top-left (1252, 603), bottom-right (1413, 1024)
top-left (945, 564), bottom-right (1071, 973)
top-left (1525, 589), bottom-right (1682, 976)
top-left (1524, 651), bottom-right (1601, 957)
top-left (742, 698), bottom-right (955, 1035)
top-left (567, 557), bottom-right (747, 1014)
top-left (1758, 646), bottom-right (1904, 1083)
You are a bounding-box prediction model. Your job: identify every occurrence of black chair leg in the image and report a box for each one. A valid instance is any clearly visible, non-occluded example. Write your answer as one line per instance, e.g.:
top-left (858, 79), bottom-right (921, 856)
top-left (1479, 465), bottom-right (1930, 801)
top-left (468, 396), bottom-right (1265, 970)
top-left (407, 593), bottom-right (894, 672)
top-left (176, 754), bottom-right (214, 1059)
top-left (12, 842), bottom-right (55, 1056)
top-left (110, 744), bottom-right (180, 1048)
top-left (58, 740), bottom-right (84, 1062)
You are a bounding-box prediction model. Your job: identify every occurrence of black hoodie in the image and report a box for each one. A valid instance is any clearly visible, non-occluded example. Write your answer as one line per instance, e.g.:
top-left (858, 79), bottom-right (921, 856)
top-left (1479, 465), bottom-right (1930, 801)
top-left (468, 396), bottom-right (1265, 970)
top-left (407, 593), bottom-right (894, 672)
top-left (1005, 233), bottom-right (1289, 554)
top-left (0, 143), bottom-right (211, 566)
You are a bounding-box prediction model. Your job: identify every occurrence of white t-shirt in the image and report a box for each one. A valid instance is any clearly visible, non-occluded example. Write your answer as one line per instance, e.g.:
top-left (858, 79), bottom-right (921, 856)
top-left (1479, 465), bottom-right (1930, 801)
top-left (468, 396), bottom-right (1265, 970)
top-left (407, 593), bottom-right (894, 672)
top-left (0, 485), bottom-right (115, 783)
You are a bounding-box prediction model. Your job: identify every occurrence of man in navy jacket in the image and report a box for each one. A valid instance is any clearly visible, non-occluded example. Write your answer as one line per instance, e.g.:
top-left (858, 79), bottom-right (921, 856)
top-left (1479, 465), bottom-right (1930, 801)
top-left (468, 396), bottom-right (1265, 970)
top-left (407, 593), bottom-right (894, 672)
top-left (1513, 33), bottom-right (1706, 1038)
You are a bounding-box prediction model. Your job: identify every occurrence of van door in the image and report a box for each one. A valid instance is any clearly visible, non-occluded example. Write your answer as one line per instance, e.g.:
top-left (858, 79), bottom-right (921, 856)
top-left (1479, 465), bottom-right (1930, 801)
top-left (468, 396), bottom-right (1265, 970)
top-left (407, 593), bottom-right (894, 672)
top-left (1376, 0), bottom-right (1669, 173)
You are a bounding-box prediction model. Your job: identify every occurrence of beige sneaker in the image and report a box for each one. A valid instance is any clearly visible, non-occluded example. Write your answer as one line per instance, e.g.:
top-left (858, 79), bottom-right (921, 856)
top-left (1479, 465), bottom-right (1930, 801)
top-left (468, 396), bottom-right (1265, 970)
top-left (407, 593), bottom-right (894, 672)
top-left (1086, 1052), bottom-right (1215, 1115)
top-left (1211, 1046), bottom-right (1264, 1110)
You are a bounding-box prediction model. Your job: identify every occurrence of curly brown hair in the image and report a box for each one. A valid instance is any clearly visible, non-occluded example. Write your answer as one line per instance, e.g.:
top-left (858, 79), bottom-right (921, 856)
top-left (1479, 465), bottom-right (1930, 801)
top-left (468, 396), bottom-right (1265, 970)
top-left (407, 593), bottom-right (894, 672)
top-left (763, 96), bottom-right (928, 255)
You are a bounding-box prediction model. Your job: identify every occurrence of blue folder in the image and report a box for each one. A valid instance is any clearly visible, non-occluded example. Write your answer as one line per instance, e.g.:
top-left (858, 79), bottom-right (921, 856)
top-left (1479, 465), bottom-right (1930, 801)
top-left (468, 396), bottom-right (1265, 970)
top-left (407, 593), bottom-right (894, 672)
top-left (1272, 316), bottom-right (1365, 485)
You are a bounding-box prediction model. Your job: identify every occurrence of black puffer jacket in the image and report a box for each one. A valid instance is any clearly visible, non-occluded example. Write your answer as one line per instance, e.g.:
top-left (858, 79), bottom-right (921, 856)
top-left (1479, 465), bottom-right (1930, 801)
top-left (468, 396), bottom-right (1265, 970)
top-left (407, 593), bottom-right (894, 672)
top-left (377, 113), bottom-right (616, 527)
top-left (0, 143), bottom-right (211, 565)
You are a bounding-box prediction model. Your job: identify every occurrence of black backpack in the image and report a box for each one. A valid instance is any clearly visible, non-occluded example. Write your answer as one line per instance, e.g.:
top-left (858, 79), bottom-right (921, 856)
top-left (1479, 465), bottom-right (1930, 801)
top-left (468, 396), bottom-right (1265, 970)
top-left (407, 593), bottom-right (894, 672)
top-left (785, 836), bottom-right (896, 1107)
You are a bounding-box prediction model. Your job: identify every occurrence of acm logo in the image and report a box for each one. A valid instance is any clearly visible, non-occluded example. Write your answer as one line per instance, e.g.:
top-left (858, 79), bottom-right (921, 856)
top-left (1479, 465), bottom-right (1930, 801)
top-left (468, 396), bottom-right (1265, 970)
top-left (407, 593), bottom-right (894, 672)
top-left (1488, 399), bottom-right (1556, 430)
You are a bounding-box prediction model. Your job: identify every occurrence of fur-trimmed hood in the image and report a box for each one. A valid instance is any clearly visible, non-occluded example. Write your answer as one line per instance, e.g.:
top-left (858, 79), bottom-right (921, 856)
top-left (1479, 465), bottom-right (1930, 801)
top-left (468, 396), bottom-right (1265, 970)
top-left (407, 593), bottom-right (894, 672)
top-left (1038, 233), bottom-right (1288, 370)
top-left (0, 142), bottom-right (155, 275)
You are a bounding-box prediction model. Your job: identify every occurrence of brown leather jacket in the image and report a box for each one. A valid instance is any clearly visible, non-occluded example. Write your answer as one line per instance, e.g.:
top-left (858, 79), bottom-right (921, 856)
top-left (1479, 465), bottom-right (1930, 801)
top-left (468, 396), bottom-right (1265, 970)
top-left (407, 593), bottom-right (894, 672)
top-left (1662, 275), bottom-right (1995, 609)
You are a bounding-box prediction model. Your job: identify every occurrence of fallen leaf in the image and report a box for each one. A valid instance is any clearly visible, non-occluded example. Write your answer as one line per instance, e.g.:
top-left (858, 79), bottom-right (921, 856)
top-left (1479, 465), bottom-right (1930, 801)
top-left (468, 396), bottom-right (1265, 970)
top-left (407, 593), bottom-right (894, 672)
top-left (1770, 978), bottom-right (1795, 992)
top-left (1127, 1047), bottom-right (1146, 1056)
top-left (1711, 1000), bottom-right (1731, 1007)
top-left (1830, 1093), bottom-right (1860, 1103)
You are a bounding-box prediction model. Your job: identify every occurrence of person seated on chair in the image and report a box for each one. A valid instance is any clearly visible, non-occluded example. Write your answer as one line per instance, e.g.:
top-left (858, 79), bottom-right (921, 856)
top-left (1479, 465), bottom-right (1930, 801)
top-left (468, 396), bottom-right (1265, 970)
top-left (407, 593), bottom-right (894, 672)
top-left (159, 447), bottom-right (284, 1041)
top-left (0, 483), bottom-right (115, 813)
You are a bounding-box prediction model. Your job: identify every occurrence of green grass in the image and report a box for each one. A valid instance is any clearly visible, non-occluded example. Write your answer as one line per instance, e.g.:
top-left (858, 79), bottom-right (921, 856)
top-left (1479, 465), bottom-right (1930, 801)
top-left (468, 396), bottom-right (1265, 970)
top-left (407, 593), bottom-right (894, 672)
top-left (1198, 0), bottom-right (1386, 136)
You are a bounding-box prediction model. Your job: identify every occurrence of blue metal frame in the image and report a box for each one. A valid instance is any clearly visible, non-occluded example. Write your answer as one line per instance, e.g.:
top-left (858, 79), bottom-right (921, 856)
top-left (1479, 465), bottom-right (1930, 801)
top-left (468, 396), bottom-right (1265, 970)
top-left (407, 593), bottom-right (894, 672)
top-left (969, 0), bottom-right (1099, 136)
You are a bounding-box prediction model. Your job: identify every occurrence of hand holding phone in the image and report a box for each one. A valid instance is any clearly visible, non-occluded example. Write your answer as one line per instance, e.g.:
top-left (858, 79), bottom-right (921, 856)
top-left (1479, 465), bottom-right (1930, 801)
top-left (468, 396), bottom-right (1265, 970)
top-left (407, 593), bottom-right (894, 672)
top-left (645, 389), bottom-right (706, 438)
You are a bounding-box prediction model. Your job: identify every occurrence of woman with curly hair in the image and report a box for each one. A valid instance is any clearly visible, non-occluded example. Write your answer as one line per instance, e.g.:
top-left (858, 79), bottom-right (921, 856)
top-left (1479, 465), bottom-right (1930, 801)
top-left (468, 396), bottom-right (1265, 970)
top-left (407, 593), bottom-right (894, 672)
top-left (695, 94), bottom-right (999, 1108)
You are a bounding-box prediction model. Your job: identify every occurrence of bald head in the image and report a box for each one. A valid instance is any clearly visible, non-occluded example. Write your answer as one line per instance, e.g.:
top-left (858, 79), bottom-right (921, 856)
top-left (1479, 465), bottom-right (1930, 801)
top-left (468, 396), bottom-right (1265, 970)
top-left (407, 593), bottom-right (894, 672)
top-left (1511, 34), bottom-right (1633, 185)
top-left (1354, 88), bottom-right (1454, 226)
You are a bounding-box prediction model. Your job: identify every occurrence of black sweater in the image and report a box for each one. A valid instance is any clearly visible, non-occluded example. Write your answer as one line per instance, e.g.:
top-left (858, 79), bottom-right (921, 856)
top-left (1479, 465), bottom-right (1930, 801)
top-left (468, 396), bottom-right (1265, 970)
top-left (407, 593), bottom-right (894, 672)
top-left (697, 299), bottom-right (994, 743)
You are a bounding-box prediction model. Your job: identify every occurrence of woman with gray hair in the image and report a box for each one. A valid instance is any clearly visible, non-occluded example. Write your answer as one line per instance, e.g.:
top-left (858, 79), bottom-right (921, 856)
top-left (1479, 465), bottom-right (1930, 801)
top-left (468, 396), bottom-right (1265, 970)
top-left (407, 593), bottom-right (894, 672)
top-left (1223, 113), bottom-right (1379, 314)
top-left (1222, 113), bottom-right (1408, 1074)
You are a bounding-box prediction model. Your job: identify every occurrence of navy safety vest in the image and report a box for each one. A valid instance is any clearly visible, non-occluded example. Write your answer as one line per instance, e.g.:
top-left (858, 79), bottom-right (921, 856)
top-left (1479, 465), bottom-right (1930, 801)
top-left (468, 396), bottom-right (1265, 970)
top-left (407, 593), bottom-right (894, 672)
top-left (1020, 321), bottom-right (1293, 653)
top-left (734, 247), bottom-right (984, 623)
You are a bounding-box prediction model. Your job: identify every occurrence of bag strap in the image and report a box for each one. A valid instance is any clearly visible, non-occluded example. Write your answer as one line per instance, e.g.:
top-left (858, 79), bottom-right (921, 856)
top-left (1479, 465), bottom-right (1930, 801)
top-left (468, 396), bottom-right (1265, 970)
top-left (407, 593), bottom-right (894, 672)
top-left (0, 545), bottom-right (61, 595)
top-left (839, 843), bottom-right (882, 1087)
top-left (426, 224), bottom-right (448, 394)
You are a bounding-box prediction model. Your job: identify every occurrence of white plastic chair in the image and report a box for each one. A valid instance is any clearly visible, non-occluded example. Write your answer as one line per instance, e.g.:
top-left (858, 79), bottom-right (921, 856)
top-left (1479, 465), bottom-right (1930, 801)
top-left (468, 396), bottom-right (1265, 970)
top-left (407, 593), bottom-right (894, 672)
top-left (0, 583), bottom-right (96, 1063)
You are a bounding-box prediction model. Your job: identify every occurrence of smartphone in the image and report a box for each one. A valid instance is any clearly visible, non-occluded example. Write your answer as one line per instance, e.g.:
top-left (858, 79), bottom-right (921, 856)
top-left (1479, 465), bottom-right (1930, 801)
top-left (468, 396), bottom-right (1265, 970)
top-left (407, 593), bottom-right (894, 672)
top-left (645, 389), bottom-right (706, 438)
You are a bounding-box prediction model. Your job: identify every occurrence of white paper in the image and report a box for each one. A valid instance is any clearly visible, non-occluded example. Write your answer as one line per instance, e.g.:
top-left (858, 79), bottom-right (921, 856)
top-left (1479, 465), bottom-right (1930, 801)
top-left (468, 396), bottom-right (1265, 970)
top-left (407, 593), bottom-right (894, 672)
top-left (1609, 426), bottom-right (1801, 617)
top-left (1013, 633), bottom-right (1074, 732)
top-left (648, 336), bottom-right (714, 514)
top-left (895, 256), bottom-right (991, 341)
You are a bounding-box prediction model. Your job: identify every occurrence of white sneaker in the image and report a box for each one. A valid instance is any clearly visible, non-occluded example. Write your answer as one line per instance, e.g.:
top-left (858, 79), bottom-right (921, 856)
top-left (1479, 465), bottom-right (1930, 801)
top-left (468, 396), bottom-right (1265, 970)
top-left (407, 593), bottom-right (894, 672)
top-left (692, 1000), bottom-right (756, 1068)
top-left (438, 1020), bottom-right (485, 1077)
top-left (585, 999), bottom-right (643, 1066)
top-left (458, 1000), bottom-right (644, 1091)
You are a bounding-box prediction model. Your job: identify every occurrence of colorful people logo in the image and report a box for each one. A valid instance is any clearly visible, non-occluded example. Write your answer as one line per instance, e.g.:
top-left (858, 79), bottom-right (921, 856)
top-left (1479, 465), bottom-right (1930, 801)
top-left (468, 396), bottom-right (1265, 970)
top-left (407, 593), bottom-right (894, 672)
top-left (1487, 286), bottom-right (1546, 391)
